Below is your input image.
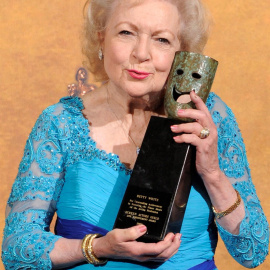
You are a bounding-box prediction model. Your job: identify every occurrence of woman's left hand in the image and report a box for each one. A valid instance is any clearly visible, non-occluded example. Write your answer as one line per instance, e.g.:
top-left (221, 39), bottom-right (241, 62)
top-left (170, 90), bottom-right (220, 183)
top-left (171, 91), bottom-right (246, 234)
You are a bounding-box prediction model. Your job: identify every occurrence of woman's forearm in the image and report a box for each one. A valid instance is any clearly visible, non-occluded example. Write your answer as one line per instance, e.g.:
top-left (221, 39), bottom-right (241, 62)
top-left (50, 238), bottom-right (85, 269)
top-left (202, 169), bottom-right (245, 234)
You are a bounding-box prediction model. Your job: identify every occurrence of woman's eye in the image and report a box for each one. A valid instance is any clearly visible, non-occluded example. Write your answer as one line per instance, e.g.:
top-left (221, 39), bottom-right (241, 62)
top-left (158, 38), bottom-right (170, 44)
top-left (119, 30), bottom-right (132, 35)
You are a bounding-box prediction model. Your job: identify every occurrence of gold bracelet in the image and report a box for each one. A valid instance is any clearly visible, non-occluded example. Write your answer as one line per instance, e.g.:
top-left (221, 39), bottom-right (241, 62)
top-left (212, 189), bottom-right (241, 219)
top-left (87, 233), bottom-right (108, 265)
top-left (81, 234), bottom-right (94, 264)
top-left (81, 233), bottom-right (108, 265)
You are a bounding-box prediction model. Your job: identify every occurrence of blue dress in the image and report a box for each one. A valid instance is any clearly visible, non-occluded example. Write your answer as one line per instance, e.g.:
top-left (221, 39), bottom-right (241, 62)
top-left (2, 93), bottom-right (269, 269)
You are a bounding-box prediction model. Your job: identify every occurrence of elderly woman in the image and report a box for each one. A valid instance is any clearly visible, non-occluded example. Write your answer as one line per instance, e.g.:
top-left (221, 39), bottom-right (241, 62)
top-left (2, 0), bottom-right (269, 269)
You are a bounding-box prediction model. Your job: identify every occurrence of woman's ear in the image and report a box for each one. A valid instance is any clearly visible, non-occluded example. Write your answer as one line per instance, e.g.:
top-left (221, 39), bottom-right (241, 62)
top-left (98, 32), bottom-right (105, 48)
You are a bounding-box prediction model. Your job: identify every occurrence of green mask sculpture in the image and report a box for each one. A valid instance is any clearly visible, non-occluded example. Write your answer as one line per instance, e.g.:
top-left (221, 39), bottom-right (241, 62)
top-left (164, 51), bottom-right (218, 122)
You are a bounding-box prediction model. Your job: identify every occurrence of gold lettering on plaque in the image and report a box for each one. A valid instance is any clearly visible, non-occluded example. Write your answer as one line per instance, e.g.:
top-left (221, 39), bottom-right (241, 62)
top-left (138, 214), bottom-right (149, 218)
top-left (124, 211), bottom-right (137, 216)
top-left (147, 209), bottom-right (158, 214)
top-left (148, 197), bottom-right (159, 202)
top-left (126, 197), bottom-right (163, 224)
top-left (137, 195), bottom-right (147, 199)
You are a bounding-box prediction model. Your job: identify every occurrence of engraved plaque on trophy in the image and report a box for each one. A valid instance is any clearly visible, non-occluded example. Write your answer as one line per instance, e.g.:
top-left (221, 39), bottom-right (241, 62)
top-left (114, 52), bottom-right (218, 242)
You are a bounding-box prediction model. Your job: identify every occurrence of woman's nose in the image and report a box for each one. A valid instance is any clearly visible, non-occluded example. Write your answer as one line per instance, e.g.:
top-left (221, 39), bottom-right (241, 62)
top-left (132, 36), bottom-right (150, 62)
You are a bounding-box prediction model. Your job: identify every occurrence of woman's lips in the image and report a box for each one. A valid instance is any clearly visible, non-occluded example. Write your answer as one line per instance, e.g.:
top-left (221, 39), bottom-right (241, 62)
top-left (127, 69), bottom-right (151, 80)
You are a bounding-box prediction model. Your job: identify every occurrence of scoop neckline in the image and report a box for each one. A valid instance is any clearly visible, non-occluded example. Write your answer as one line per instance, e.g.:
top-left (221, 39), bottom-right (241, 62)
top-left (60, 96), bottom-right (133, 174)
top-left (61, 92), bottom-right (215, 174)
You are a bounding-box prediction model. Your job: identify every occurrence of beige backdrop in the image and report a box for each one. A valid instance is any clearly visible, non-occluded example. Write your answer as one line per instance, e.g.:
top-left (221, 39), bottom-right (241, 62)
top-left (0, 1), bottom-right (269, 269)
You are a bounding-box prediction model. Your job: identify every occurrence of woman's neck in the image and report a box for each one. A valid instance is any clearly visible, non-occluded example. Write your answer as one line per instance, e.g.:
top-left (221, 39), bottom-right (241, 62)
top-left (106, 82), bottom-right (165, 118)
top-left (105, 82), bottom-right (164, 155)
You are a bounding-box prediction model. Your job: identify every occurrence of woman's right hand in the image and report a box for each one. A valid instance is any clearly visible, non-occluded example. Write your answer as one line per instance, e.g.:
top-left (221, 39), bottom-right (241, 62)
top-left (92, 225), bottom-right (181, 263)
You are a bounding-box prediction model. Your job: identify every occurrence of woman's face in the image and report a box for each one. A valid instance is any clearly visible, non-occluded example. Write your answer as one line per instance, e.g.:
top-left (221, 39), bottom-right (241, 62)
top-left (101, 0), bottom-right (181, 99)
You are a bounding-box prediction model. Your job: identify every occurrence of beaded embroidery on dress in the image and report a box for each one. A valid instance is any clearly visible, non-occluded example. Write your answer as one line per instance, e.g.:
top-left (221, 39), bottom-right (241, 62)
top-left (2, 93), bottom-right (269, 269)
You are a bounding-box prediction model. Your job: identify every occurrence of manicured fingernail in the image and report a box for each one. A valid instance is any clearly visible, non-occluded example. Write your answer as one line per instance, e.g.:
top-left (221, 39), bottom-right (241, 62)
top-left (192, 90), bottom-right (198, 98)
top-left (138, 225), bottom-right (147, 233)
top-left (171, 125), bottom-right (177, 131)
top-left (178, 109), bottom-right (184, 114)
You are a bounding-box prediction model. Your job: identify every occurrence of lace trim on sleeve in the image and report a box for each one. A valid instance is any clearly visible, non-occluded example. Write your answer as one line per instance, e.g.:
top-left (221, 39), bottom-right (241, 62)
top-left (206, 93), bottom-right (269, 268)
top-left (2, 103), bottom-right (65, 269)
top-left (8, 171), bottom-right (64, 205)
top-left (2, 210), bottom-right (61, 270)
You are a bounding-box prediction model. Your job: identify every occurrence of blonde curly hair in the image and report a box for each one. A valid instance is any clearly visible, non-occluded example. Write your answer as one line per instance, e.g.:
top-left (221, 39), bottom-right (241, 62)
top-left (82, 0), bottom-right (212, 82)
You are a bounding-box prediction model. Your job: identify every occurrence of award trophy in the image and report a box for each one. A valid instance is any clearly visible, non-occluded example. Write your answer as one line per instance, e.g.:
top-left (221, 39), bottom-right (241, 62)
top-left (114, 51), bottom-right (218, 242)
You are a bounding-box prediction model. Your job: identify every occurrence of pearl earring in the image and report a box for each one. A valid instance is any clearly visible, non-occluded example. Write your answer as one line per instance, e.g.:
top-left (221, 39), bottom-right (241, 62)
top-left (98, 48), bottom-right (103, 60)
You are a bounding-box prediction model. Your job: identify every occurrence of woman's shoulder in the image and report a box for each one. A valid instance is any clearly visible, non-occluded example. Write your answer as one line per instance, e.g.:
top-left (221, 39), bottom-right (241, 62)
top-left (36, 96), bottom-right (84, 122)
top-left (35, 90), bottom-right (106, 134)
top-left (206, 92), bottom-right (237, 122)
top-left (206, 92), bottom-right (229, 111)
top-left (30, 96), bottom-right (87, 143)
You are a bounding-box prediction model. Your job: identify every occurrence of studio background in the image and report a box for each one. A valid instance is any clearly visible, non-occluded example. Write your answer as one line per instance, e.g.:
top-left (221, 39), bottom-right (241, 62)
top-left (0, 1), bottom-right (269, 269)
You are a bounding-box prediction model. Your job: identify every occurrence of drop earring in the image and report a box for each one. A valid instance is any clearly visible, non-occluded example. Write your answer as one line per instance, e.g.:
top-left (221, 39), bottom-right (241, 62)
top-left (98, 48), bottom-right (103, 60)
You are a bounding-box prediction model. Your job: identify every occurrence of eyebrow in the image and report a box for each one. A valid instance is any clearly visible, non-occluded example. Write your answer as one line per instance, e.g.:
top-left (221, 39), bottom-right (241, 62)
top-left (115, 21), bottom-right (176, 38)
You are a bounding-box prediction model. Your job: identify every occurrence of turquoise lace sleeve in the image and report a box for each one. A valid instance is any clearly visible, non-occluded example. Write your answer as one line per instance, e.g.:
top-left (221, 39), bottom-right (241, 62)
top-left (1, 103), bottom-right (66, 269)
top-left (206, 93), bottom-right (269, 268)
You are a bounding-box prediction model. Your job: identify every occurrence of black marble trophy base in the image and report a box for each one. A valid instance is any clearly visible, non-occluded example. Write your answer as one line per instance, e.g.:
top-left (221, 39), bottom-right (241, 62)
top-left (114, 116), bottom-right (196, 242)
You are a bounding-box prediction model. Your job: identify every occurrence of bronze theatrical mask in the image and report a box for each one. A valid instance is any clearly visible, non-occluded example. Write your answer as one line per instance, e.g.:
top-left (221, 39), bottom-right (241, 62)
top-left (164, 51), bottom-right (218, 122)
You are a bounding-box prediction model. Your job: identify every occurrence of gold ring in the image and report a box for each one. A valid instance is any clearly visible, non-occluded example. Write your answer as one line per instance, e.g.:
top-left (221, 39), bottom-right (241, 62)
top-left (199, 127), bottom-right (210, 139)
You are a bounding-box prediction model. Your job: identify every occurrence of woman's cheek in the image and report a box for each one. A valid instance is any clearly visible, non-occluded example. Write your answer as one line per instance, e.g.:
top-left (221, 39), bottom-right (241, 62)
top-left (155, 52), bottom-right (176, 73)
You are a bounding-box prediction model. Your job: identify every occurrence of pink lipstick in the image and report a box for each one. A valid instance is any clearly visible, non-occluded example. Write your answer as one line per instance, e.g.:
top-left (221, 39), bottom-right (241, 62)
top-left (127, 69), bottom-right (151, 80)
